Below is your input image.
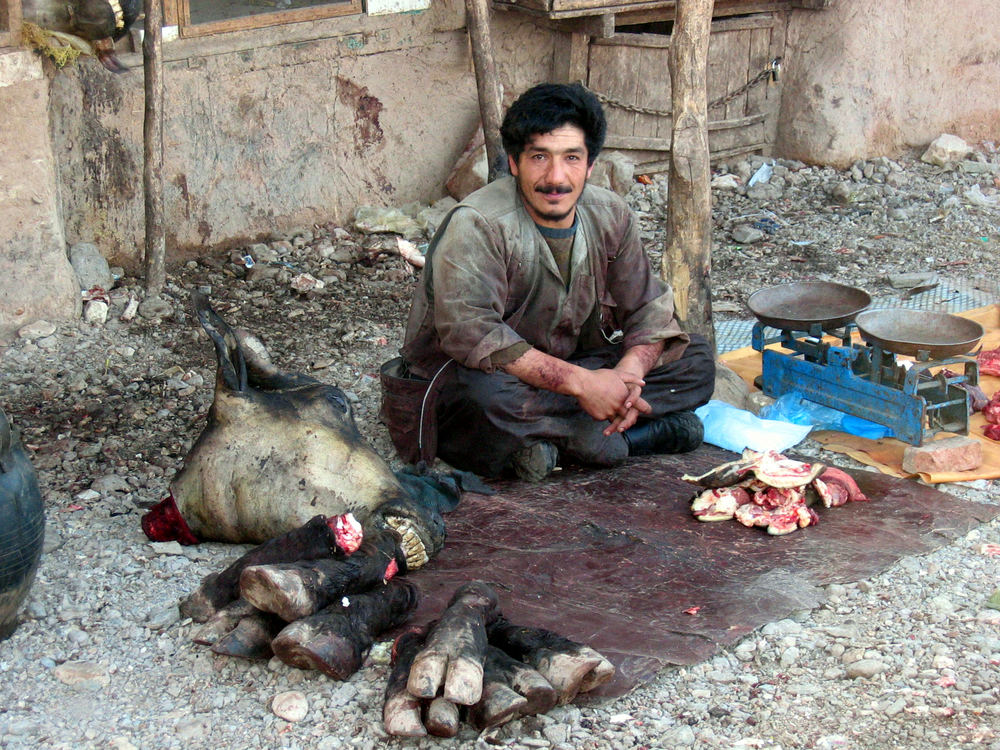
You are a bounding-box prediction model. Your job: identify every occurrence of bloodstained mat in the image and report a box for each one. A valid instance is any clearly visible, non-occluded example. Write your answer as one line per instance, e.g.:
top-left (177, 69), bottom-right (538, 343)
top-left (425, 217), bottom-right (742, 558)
top-left (406, 444), bottom-right (1000, 699)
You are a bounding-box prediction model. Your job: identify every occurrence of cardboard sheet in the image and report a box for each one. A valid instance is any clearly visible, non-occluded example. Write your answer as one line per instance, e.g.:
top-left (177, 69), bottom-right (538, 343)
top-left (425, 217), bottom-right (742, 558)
top-left (406, 447), bottom-right (999, 698)
top-left (721, 304), bottom-right (1000, 483)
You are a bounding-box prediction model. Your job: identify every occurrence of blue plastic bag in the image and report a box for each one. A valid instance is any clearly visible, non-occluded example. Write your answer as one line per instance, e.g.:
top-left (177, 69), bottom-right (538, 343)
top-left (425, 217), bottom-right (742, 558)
top-left (760, 392), bottom-right (893, 440)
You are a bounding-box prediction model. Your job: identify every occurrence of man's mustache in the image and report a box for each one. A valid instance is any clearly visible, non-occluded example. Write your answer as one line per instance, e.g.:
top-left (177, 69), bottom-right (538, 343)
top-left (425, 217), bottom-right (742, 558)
top-left (535, 184), bottom-right (573, 195)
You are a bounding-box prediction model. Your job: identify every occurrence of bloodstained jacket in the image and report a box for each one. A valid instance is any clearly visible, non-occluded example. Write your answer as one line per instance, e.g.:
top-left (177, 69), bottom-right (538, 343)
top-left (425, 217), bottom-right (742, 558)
top-left (401, 176), bottom-right (689, 379)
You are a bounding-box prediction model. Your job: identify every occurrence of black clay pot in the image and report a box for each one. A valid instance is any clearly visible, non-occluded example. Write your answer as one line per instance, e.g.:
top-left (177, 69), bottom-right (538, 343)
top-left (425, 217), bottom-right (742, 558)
top-left (0, 407), bottom-right (44, 640)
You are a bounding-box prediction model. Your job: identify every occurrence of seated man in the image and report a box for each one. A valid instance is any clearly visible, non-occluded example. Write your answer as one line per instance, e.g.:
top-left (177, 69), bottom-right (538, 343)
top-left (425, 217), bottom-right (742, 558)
top-left (398, 82), bottom-right (716, 481)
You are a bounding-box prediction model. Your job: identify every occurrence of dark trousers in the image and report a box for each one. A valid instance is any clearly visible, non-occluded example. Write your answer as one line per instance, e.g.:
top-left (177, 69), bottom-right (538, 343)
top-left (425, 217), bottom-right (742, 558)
top-left (435, 334), bottom-right (716, 477)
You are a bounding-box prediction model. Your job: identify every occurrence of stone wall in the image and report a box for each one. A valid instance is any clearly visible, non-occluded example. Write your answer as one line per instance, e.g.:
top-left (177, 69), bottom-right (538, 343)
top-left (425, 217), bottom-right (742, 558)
top-left (777, 0), bottom-right (1000, 166)
top-left (0, 49), bottom-right (79, 342)
top-left (45, 4), bottom-right (554, 268)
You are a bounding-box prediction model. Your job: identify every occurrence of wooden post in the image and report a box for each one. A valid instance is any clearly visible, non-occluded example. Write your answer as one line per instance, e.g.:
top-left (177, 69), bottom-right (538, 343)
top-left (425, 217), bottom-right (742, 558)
top-left (465, 0), bottom-right (504, 182)
top-left (664, 0), bottom-right (715, 351)
top-left (143, 0), bottom-right (166, 297)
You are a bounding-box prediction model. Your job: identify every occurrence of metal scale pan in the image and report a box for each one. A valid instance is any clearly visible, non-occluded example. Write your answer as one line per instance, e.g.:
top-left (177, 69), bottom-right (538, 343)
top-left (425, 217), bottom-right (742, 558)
top-left (747, 281), bottom-right (872, 331)
top-left (854, 309), bottom-right (984, 359)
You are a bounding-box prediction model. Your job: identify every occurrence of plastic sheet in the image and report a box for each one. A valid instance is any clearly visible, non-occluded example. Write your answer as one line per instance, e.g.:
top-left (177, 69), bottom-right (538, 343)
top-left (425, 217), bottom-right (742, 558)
top-left (403, 447), bottom-right (997, 698)
top-left (695, 399), bottom-right (813, 454)
top-left (761, 391), bottom-right (895, 440)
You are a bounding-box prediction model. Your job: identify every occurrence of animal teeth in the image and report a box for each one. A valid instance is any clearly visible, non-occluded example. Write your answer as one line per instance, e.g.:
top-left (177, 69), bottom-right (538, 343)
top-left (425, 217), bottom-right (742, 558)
top-left (109, 0), bottom-right (125, 29)
top-left (384, 515), bottom-right (429, 568)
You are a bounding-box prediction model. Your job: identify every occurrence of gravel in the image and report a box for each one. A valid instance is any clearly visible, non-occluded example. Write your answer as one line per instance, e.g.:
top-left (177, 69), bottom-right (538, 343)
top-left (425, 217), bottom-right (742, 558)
top-left (2, 145), bottom-right (1000, 750)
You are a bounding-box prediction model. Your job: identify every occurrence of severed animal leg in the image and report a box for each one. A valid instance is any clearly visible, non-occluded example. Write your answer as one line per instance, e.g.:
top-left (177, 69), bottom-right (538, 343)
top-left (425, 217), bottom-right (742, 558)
top-left (239, 529), bottom-right (404, 621)
top-left (406, 581), bottom-right (501, 706)
top-left (270, 579), bottom-right (419, 680)
top-left (425, 697), bottom-right (461, 738)
top-left (468, 645), bottom-right (558, 730)
top-left (191, 598), bottom-right (258, 645)
top-left (487, 617), bottom-right (615, 704)
top-left (180, 513), bottom-right (362, 622)
top-left (383, 626), bottom-right (429, 737)
top-left (210, 610), bottom-right (285, 659)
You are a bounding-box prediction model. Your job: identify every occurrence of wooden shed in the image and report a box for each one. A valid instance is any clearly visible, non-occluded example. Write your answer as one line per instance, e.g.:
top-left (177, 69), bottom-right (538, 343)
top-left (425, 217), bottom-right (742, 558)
top-left (496, 0), bottom-right (794, 171)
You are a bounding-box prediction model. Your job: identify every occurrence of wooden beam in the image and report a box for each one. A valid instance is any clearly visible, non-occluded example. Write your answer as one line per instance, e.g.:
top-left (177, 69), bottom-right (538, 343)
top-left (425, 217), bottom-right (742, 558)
top-left (552, 31), bottom-right (591, 83)
top-left (0, 0), bottom-right (23, 48)
top-left (466, 0), bottom-right (505, 181)
top-left (664, 0), bottom-right (714, 349)
top-left (143, 0), bottom-right (166, 297)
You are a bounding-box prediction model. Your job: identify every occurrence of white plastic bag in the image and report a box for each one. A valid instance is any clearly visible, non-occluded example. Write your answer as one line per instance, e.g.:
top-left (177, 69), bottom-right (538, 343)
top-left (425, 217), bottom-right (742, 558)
top-left (694, 400), bottom-right (813, 454)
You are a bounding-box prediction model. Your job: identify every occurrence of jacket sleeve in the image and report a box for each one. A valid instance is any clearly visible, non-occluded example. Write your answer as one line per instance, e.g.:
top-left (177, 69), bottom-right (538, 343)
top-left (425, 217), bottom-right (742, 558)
top-left (429, 208), bottom-right (526, 372)
top-left (602, 206), bottom-right (688, 353)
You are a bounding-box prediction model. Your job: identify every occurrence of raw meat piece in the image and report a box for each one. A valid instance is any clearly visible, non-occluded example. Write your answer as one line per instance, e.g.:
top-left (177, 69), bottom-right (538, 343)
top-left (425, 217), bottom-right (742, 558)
top-left (977, 347), bottom-right (1000, 377)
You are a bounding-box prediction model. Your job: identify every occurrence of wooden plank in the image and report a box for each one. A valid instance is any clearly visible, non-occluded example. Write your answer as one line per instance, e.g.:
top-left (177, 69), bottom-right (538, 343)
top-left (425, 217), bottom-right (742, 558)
top-left (467, 0), bottom-right (505, 182)
top-left (725, 28), bottom-right (752, 121)
top-left (552, 31), bottom-right (591, 82)
top-left (706, 115), bottom-right (766, 153)
top-left (605, 112), bottom-right (766, 150)
top-left (494, 0), bottom-right (789, 21)
top-left (162, 0), bottom-right (179, 27)
top-left (179, 0), bottom-right (361, 39)
top-left (592, 32), bottom-right (670, 48)
top-left (143, 0), bottom-right (166, 297)
top-left (664, 0), bottom-right (714, 340)
top-left (0, 0), bottom-right (23, 47)
top-left (634, 141), bottom-right (769, 172)
top-left (746, 23), bottom-right (772, 117)
top-left (633, 42), bottom-right (670, 139)
top-left (588, 38), bottom-right (643, 138)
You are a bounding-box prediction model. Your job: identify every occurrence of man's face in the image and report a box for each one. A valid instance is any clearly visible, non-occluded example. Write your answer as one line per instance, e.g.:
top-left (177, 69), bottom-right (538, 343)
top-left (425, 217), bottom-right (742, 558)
top-left (508, 124), bottom-right (594, 229)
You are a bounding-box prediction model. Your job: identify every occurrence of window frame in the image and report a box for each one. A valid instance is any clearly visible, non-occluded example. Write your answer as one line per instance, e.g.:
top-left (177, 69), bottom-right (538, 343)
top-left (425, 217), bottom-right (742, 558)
top-left (0, 0), bottom-right (22, 49)
top-left (167, 0), bottom-right (363, 39)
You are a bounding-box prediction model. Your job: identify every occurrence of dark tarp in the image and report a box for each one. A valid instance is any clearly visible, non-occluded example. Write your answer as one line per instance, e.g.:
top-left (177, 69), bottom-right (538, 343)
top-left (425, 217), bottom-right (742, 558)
top-left (405, 445), bottom-right (1000, 698)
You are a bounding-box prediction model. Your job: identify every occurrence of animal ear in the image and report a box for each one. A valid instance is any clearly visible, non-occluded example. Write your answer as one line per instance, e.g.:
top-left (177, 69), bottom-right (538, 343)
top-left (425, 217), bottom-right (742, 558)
top-left (191, 291), bottom-right (248, 392)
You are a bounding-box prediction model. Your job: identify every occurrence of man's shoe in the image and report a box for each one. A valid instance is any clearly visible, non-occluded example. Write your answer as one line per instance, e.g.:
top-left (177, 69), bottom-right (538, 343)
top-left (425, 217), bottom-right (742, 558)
top-left (509, 441), bottom-right (559, 482)
top-left (623, 411), bottom-right (703, 457)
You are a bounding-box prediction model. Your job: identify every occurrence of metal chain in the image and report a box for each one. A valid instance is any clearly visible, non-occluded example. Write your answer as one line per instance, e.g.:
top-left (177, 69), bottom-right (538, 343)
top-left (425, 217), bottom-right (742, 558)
top-left (580, 57), bottom-right (782, 118)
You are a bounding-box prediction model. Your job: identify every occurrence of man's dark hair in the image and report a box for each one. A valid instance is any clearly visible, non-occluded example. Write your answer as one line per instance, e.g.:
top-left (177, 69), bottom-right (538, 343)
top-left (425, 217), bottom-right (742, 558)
top-left (500, 82), bottom-right (607, 166)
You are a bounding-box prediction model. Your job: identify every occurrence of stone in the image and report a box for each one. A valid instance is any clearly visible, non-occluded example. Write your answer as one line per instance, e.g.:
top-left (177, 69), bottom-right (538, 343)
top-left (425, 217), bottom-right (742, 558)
top-left (731, 224), bottom-right (765, 244)
top-left (145, 604), bottom-right (181, 630)
top-left (591, 151), bottom-right (635, 196)
top-left (18, 320), bottom-right (56, 339)
top-left (53, 661), bottom-right (109, 689)
top-left (446, 127), bottom-right (489, 202)
top-left (887, 272), bottom-right (937, 289)
top-left (712, 361), bottom-right (751, 409)
top-left (745, 391), bottom-right (774, 416)
top-left (921, 134), bottom-right (971, 166)
top-left (138, 295), bottom-right (173, 320)
top-left (271, 691), bottom-right (309, 722)
top-left (70, 243), bottom-right (114, 292)
top-left (845, 659), bottom-right (887, 679)
top-left (711, 174), bottom-right (741, 190)
top-left (417, 197), bottom-right (457, 236)
top-left (83, 299), bottom-right (109, 325)
top-left (902, 436), bottom-right (982, 474)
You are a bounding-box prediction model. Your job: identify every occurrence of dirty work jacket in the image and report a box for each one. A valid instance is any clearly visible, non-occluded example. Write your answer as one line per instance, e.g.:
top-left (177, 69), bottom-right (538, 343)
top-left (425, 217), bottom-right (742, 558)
top-left (401, 176), bottom-right (689, 379)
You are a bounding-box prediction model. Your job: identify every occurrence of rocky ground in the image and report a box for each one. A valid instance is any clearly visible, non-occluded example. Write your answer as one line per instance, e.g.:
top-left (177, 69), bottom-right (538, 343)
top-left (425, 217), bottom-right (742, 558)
top-left (1, 143), bottom-right (1000, 750)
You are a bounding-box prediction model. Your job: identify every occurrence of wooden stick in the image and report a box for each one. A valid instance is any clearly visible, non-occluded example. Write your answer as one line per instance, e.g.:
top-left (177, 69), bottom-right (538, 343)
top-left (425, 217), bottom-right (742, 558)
top-left (143, 0), bottom-right (166, 297)
top-left (664, 0), bottom-right (715, 351)
top-left (465, 0), bottom-right (505, 182)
